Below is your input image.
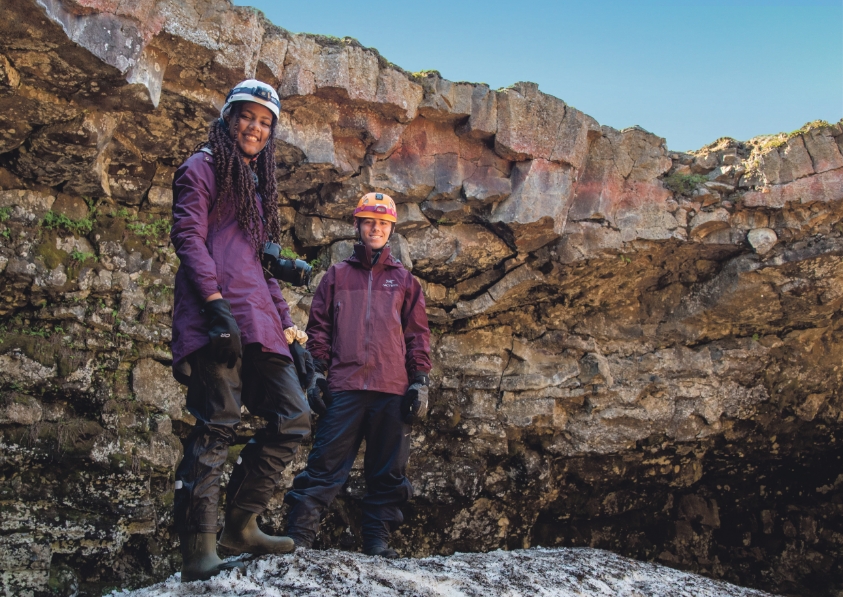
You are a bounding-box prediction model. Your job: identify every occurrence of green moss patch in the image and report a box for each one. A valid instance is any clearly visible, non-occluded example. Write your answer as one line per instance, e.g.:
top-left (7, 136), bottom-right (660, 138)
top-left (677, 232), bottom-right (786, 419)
top-left (35, 231), bottom-right (69, 270)
top-left (92, 213), bottom-right (127, 243)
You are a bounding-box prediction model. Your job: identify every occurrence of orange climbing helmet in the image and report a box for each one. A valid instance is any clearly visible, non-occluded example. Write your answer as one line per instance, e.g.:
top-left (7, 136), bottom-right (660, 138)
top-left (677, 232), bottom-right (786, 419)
top-left (353, 192), bottom-right (397, 223)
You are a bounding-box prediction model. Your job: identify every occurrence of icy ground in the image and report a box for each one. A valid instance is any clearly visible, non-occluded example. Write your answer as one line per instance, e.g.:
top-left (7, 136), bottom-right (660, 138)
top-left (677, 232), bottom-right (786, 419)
top-left (114, 547), bottom-right (779, 597)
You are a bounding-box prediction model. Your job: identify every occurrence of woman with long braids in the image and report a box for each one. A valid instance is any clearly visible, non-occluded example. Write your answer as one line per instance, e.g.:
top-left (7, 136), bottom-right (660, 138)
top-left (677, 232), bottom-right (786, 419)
top-left (169, 80), bottom-right (311, 582)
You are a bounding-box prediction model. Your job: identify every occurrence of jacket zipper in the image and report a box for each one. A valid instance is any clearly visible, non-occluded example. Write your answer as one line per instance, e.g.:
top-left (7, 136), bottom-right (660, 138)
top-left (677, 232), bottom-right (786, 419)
top-left (333, 302), bottom-right (341, 349)
top-left (363, 270), bottom-right (373, 390)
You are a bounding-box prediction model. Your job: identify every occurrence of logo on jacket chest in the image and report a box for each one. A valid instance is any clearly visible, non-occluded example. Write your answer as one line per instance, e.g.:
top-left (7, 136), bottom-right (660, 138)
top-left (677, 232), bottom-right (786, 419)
top-left (382, 279), bottom-right (399, 288)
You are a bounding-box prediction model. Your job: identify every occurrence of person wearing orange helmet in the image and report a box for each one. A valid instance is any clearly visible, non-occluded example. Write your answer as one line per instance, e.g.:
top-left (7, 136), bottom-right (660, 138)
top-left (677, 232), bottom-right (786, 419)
top-left (283, 192), bottom-right (431, 558)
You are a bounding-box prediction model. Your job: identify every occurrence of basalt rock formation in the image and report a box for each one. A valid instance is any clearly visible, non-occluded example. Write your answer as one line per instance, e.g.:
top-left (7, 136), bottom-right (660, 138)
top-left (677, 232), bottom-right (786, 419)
top-left (1, 1), bottom-right (842, 596)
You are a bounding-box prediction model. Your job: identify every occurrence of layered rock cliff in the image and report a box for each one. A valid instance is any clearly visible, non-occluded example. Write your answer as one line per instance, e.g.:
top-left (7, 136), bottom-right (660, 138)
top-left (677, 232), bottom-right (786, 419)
top-left (1, 1), bottom-right (842, 596)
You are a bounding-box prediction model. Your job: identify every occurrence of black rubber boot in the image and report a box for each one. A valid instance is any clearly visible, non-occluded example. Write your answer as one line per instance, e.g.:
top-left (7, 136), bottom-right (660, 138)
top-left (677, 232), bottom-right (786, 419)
top-left (363, 538), bottom-right (399, 559)
top-left (218, 506), bottom-right (296, 556)
top-left (180, 532), bottom-right (245, 582)
top-left (364, 546), bottom-right (399, 558)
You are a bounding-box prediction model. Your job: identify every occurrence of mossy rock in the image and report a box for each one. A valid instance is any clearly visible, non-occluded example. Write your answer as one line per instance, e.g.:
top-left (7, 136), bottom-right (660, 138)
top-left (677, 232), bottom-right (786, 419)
top-left (124, 235), bottom-right (155, 260)
top-left (56, 348), bottom-right (93, 378)
top-left (226, 443), bottom-right (245, 465)
top-left (158, 489), bottom-right (175, 509)
top-left (0, 332), bottom-right (62, 369)
top-left (92, 213), bottom-right (127, 243)
top-left (35, 231), bottom-right (69, 270)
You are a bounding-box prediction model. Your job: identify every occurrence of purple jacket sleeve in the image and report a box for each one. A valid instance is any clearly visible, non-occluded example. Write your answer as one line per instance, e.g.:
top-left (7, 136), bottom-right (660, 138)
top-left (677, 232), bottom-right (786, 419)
top-left (170, 158), bottom-right (220, 301)
top-left (268, 279), bottom-right (295, 329)
top-left (305, 266), bottom-right (335, 363)
top-left (402, 273), bottom-right (431, 375)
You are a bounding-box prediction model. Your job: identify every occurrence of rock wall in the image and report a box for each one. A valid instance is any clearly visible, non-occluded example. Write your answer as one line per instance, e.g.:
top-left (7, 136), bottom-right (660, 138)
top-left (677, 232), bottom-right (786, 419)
top-left (1, 1), bottom-right (842, 595)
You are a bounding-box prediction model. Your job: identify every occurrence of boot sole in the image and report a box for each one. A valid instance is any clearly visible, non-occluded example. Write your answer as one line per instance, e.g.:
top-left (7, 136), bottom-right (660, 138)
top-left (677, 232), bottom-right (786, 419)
top-left (218, 541), bottom-right (296, 557)
top-left (181, 561), bottom-right (245, 582)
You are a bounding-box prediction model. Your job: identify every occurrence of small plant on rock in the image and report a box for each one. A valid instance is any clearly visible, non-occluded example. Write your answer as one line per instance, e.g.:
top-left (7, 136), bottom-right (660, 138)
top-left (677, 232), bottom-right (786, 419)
top-left (126, 217), bottom-right (171, 238)
top-left (42, 211), bottom-right (94, 236)
top-left (69, 250), bottom-right (97, 263)
top-left (279, 247), bottom-right (300, 260)
top-left (663, 172), bottom-right (708, 196)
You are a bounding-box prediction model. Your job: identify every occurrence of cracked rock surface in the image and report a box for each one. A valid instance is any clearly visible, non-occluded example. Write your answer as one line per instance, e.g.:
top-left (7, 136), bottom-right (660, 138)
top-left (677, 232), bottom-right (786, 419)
top-left (1, 1), bottom-right (842, 596)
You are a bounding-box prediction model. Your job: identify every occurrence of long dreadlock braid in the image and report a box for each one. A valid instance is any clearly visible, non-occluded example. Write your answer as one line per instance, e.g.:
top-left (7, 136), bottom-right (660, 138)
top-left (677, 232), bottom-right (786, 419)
top-left (199, 103), bottom-right (282, 258)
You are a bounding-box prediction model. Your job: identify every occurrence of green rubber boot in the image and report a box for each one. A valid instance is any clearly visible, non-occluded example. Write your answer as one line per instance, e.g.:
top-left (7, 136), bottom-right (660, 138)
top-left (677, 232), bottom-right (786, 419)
top-left (180, 532), bottom-right (245, 582)
top-left (218, 506), bottom-right (296, 556)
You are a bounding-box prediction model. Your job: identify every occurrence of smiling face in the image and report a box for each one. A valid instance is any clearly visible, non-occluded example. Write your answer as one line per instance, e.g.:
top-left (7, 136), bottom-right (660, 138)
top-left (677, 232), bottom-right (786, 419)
top-left (227, 101), bottom-right (274, 162)
top-left (358, 217), bottom-right (392, 251)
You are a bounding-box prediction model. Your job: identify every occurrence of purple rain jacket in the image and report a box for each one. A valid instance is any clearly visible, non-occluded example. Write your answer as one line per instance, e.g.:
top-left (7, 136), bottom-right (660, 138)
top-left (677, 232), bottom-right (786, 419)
top-left (170, 151), bottom-right (294, 383)
top-left (306, 243), bottom-right (431, 396)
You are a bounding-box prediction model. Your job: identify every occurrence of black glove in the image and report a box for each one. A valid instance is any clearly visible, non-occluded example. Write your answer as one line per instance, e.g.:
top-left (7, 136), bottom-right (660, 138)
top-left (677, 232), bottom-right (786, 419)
top-left (289, 340), bottom-right (315, 389)
top-left (307, 358), bottom-right (332, 416)
top-left (201, 299), bottom-right (241, 368)
top-left (402, 371), bottom-right (429, 425)
top-left (306, 371), bottom-right (332, 417)
top-left (313, 358), bottom-right (328, 375)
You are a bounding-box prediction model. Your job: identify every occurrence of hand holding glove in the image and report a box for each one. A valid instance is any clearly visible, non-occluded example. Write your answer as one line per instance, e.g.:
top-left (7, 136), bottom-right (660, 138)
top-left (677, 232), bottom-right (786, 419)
top-left (306, 359), bottom-right (333, 417)
top-left (402, 371), bottom-right (429, 425)
top-left (202, 299), bottom-right (242, 368)
top-left (289, 340), bottom-right (315, 390)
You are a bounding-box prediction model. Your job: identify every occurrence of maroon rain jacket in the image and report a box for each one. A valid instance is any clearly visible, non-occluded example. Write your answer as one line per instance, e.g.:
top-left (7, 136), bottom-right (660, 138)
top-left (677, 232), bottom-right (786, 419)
top-left (170, 151), bottom-right (294, 384)
top-left (306, 244), bottom-right (431, 396)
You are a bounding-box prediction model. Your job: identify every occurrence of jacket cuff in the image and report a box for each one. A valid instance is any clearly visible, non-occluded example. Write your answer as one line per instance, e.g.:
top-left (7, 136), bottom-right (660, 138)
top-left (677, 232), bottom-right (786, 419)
top-left (198, 279), bottom-right (221, 301)
top-left (410, 370), bottom-right (430, 385)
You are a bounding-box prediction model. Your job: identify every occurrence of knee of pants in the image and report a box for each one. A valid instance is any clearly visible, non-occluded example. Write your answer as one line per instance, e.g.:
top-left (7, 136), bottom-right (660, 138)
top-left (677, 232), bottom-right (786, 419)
top-left (287, 409), bottom-right (312, 441)
top-left (197, 423), bottom-right (238, 446)
top-left (204, 424), bottom-right (237, 445)
top-left (261, 409), bottom-right (311, 446)
top-left (367, 477), bottom-right (413, 504)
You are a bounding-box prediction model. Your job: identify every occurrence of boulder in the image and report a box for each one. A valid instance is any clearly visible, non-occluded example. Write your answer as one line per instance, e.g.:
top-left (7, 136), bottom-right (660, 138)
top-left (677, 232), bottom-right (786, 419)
top-left (742, 168), bottom-right (843, 209)
top-left (747, 228), bottom-right (777, 255)
top-left (494, 82), bottom-right (598, 169)
top-left (489, 159), bottom-right (575, 252)
top-left (146, 186), bottom-right (172, 210)
top-left (131, 358), bottom-right (185, 420)
top-left (51, 193), bottom-right (89, 221)
top-left (295, 213), bottom-right (357, 246)
top-left (801, 126), bottom-right (843, 173)
top-left (10, 112), bottom-right (117, 196)
top-left (456, 84), bottom-right (498, 140)
top-left (0, 189), bottom-right (55, 220)
top-left (416, 72), bottom-right (474, 123)
top-left (569, 126), bottom-right (673, 241)
top-left (395, 202), bottom-right (430, 232)
top-left (406, 223), bottom-right (513, 285)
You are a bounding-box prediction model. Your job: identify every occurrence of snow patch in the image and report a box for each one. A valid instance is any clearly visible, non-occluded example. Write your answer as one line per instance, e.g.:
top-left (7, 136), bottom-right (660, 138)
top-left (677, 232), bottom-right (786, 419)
top-left (112, 547), bottom-right (778, 597)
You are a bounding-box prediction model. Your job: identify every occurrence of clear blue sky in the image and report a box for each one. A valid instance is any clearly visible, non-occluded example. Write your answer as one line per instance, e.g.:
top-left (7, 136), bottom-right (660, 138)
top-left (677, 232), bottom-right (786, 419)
top-left (234, 0), bottom-right (842, 152)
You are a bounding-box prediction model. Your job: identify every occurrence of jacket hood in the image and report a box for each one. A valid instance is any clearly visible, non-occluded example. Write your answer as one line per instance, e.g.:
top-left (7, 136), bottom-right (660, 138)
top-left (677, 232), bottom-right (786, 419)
top-left (349, 243), bottom-right (401, 270)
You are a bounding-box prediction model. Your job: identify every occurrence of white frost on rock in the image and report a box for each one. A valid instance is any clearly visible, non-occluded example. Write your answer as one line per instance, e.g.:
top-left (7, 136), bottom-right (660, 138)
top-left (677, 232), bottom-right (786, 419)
top-left (113, 547), bottom-right (777, 597)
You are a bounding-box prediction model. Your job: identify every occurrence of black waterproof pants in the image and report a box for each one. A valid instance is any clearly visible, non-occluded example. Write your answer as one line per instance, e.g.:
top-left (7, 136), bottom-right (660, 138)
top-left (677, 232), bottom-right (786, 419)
top-left (284, 390), bottom-right (412, 546)
top-left (174, 343), bottom-right (311, 534)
